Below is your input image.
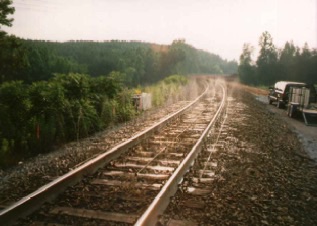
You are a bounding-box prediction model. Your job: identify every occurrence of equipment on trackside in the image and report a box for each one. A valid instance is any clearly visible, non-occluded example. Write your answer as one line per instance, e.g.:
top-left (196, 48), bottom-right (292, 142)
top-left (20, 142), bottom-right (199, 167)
top-left (132, 92), bottom-right (152, 111)
top-left (287, 86), bottom-right (317, 126)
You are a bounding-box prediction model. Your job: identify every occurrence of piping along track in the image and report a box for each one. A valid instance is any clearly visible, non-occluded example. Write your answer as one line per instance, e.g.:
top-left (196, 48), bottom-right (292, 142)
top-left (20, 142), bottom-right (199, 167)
top-left (1, 79), bottom-right (228, 226)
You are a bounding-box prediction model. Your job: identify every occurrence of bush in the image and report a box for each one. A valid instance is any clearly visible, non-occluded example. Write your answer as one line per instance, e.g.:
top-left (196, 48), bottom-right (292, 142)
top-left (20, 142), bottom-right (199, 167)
top-left (145, 75), bottom-right (188, 107)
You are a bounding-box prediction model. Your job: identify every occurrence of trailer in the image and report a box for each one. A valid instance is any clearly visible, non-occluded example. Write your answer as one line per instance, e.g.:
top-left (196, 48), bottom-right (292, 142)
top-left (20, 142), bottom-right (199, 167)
top-left (287, 86), bottom-right (317, 126)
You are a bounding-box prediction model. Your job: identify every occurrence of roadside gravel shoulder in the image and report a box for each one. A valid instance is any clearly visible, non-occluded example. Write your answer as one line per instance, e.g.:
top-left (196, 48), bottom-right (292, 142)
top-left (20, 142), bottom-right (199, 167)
top-left (249, 86), bottom-right (317, 164)
top-left (236, 87), bottom-right (317, 225)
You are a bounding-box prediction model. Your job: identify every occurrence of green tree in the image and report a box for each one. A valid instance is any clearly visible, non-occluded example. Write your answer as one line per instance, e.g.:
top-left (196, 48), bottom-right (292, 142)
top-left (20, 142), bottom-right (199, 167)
top-left (279, 41), bottom-right (297, 81)
top-left (296, 43), bottom-right (316, 84)
top-left (256, 31), bottom-right (278, 85)
top-left (238, 43), bottom-right (256, 85)
top-left (0, 0), bottom-right (14, 37)
top-left (47, 74), bottom-right (99, 140)
top-left (0, 81), bottom-right (31, 154)
top-left (114, 88), bottom-right (135, 123)
top-left (0, 36), bottom-right (29, 83)
top-left (159, 41), bottom-right (186, 77)
top-left (52, 73), bottom-right (90, 100)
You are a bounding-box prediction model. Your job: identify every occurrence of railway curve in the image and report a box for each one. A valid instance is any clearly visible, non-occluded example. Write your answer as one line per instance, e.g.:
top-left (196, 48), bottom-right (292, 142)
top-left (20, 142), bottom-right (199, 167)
top-left (0, 79), bottom-right (228, 226)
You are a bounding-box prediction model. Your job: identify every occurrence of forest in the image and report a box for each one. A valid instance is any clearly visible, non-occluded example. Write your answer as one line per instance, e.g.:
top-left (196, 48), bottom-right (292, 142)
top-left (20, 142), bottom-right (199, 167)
top-left (238, 31), bottom-right (317, 86)
top-left (0, 38), bottom-right (237, 168)
top-left (0, 1), bottom-right (238, 168)
top-left (0, 37), bottom-right (237, 85)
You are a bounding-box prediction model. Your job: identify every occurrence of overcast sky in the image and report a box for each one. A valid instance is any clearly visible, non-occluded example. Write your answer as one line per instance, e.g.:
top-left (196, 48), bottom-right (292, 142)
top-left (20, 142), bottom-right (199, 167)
top-left (4, 0), bottom-right (317, 61)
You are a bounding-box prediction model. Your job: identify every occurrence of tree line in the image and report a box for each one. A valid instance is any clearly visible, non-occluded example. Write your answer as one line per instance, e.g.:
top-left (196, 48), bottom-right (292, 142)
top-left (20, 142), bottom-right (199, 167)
top-left (1, 37), bottom-right (238, 85)
top-left (239, 31), bottom-right (317, 86)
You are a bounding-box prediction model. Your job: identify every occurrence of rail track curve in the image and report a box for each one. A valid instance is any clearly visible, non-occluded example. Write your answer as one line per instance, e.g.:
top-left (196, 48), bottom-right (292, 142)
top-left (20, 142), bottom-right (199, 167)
top-left (0, 79), bottom-right (228, 226)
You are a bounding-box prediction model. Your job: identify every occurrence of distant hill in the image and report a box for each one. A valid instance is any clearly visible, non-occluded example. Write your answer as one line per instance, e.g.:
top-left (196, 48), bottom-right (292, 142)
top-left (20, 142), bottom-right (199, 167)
top-left (1, 37), bottom-right (238, 85)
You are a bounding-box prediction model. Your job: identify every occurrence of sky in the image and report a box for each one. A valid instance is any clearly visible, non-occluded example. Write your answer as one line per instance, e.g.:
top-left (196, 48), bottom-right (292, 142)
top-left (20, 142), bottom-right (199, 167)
top-left (3, 0), bottom-right (317, 61)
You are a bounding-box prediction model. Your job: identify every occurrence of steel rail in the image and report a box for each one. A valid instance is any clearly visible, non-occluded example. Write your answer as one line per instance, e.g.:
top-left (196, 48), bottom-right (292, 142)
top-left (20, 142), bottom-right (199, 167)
top-left (200, 101), bottom-right (228, 180)
top-left (135, 83), bottom-right (227, 226)
top-left (0, 83), bottom-right (209, 225)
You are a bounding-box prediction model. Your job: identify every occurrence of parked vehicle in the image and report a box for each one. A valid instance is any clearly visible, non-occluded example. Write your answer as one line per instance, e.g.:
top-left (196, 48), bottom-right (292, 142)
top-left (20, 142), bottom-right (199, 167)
top-left (268, 81), bottom-right (306, 108)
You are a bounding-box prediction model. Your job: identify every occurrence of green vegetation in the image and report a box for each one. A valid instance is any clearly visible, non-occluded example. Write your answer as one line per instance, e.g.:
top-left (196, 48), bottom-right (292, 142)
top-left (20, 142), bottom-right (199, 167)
top-left (0, 73), bottom-right (116, 166)
top-left (145, 75), bottom-right (188, 107)
top-left (0, 73), bottom-right (191, 168)
top-left (239, 31), bottom-right (317, 86)
top-left (0, 37), bottom-right (237, 168)
top-left (0, 1), bottom-right (238, 168)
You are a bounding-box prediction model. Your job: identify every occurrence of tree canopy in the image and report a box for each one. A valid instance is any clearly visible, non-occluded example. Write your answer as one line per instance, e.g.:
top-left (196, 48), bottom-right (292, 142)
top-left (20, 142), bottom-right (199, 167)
top-left (2, 39), bottom-right (236, 85)
top-left (238, 31), bottom-right (317, 86)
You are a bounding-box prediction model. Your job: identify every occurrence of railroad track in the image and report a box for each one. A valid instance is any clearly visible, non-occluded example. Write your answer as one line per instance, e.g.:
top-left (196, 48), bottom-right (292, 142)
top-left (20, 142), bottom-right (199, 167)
top-left (157, 92), bottom-right (233, 226)
top-left (0, 79), bottom-right (227, 226)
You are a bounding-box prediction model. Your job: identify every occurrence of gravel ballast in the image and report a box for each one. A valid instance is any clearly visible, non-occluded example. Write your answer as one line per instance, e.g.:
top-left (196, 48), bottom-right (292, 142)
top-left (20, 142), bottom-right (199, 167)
top-left (161, 83), bottom-right (317, 225)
